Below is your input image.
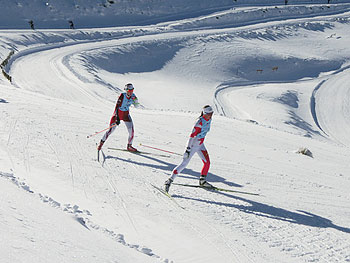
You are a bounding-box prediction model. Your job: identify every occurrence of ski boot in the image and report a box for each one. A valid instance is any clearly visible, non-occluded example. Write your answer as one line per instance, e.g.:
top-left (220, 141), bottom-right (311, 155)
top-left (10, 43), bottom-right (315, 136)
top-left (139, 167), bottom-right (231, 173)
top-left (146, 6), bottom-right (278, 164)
top-left (127, 144), bottom-right (138, 152)
top-left (97, 140), bottom-right (104, 151)
top-left (199, 175), bottom-right (213, 188)
top-left (164, 178), bottom-right (173, 192)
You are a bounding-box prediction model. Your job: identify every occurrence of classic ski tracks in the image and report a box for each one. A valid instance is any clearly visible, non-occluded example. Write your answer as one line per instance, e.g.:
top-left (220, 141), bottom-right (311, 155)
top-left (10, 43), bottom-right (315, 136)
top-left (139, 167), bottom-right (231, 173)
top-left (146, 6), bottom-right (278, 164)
top-left (109, 149), bottom-right (236, 262)
top-left (95, 149), bottom-right (139, 234)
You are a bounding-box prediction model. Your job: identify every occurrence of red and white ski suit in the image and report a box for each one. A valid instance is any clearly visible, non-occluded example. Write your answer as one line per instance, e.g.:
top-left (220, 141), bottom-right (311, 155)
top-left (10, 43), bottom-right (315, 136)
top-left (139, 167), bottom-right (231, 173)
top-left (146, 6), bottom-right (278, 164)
top-left (170, 115), bottom-right (211, 181)
top-left (101, 92), bottom-right (138, 145)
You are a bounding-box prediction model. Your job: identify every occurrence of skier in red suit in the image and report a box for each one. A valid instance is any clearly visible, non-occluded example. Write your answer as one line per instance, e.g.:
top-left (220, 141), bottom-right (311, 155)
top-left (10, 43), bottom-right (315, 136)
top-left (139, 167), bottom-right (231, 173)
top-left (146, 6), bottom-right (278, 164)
top-left (97, 83), bottom-right (139, 152)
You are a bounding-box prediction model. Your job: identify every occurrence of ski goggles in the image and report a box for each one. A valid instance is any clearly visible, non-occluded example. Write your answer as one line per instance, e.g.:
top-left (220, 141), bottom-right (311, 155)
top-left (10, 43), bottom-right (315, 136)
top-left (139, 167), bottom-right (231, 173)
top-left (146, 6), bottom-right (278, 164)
top-left (125, 83), bottom-right (134, 91)
top-left (203, 105), bottom-right (214, 114)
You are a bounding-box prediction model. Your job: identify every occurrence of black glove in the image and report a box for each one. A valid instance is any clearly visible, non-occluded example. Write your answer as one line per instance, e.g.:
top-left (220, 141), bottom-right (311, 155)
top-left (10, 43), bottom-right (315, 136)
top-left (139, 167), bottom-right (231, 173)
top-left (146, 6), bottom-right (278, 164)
top-left (184, 147), bottom-right (191, 159)
top-left (116, 117), bottom-right (121, 125)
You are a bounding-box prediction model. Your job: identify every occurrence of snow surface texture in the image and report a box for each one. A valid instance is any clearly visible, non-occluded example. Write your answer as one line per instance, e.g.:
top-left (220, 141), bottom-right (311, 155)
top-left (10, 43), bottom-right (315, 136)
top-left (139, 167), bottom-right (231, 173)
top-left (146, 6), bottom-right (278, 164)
top-left (1, 1), bottom-right (350, 262)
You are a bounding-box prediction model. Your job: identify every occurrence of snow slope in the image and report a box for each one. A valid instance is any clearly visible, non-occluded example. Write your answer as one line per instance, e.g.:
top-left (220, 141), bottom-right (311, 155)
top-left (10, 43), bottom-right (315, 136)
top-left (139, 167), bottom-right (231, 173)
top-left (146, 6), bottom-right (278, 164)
top-left (1, 1), bottom-right (350, 263)
top-left (1, 0), bottom-right (350, 29)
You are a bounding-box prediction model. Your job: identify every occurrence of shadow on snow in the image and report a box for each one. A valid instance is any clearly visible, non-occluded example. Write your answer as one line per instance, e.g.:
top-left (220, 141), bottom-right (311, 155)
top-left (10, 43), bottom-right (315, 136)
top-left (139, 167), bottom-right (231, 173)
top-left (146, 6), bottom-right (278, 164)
top-left (102, 152), bottom-right (349, 233)
top-left (174, 191), bottom-right (350, 234)
top-left (104, 153), bottom-right (242, 188)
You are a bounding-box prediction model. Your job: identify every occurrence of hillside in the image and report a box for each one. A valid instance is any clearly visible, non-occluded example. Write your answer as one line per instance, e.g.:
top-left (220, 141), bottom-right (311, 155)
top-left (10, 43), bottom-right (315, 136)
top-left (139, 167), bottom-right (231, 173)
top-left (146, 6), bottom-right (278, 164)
top-left (1, 1), bottom-right (350, 262)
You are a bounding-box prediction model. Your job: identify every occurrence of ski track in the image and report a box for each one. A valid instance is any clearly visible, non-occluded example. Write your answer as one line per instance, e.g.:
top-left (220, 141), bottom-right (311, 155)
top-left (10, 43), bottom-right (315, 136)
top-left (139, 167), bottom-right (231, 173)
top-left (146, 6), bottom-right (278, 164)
top-left (0, 88), bottom-right (169, 261)
top-left (0, 171), bottom-right (166, 261)
top-left (177, 185), bottom-right (350, 262)
top-left (106, 142), bottom-right (333, 263)
top-left (99, 150), bottom-right (141, 235)
top-left (312, 67), bottom-right (350, 147)
top-left (113, 149), bottom-right (243, 263)
top-left (97, 142), bottom-right (252, 262)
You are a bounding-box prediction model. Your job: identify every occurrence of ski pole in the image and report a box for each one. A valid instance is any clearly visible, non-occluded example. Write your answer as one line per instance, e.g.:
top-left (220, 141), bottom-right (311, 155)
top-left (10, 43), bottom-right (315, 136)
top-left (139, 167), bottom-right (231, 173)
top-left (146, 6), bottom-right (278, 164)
top-left (139, 143), bottom-right (182, 156)
top-left (87, 123), bottom-right (117, 138)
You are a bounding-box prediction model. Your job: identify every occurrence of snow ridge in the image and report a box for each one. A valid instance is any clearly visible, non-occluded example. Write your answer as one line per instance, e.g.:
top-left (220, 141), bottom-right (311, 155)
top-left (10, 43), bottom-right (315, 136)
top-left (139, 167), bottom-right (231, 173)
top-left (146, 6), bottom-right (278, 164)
top-left (0, 172), bottom-right (170, 262)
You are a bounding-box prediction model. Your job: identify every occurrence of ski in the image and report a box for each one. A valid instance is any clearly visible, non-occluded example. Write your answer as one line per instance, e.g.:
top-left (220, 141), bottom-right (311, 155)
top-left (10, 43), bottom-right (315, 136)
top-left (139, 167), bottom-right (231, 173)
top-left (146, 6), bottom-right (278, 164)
top-left (96, 142), bottom-right (105, 163)
top-left (100, 150), bottom-right (106, 165)
top-left (173, 183), bottom-right (260, 196)
top-left (108, 147), bottom-right (170, 158)
top-left (97, 149), bottom-right (106, 165)
top-left (151, 184), bottom-right (185, 209)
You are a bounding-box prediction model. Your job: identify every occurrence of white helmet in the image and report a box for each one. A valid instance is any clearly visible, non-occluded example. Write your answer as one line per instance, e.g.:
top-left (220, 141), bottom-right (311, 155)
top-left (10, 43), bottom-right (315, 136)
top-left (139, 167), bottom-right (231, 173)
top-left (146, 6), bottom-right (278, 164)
top-left (203, 105), bottom-right (214, 114)
top-left (124, 83), bottom-right (134, 91)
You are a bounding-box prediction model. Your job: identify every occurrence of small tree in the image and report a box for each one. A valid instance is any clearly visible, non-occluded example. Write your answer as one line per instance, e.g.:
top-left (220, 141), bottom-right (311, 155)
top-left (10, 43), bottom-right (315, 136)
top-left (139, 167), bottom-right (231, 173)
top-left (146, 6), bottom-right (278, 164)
top-left (68, 20), bottom-right (75, 29)
top-left (28, 20), bottom-right (34, 30)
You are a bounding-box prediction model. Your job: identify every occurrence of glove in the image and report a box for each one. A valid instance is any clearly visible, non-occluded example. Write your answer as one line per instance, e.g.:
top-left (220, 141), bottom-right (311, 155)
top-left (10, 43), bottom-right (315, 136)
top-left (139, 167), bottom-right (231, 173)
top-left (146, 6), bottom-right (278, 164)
top-left (116, 117), bottom-right (121, 125)
top-left (184, 147), bottom-right (191, 159)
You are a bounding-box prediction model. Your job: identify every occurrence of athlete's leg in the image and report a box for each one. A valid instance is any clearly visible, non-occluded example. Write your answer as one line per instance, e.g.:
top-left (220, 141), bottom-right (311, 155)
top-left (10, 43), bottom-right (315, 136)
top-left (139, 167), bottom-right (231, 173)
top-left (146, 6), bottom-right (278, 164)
top-left (170, 146), bottom-right (199, 181)
top-left (101, 125), bottom-right (117, 143)
top-left (197, 144), bottom-right (210, 176)
top-left (98, 115), bottom-right (118, 150)
top-left (124, 118), bottom-right (134, 145)
top-left (196, 144), bottom-right (211, 186)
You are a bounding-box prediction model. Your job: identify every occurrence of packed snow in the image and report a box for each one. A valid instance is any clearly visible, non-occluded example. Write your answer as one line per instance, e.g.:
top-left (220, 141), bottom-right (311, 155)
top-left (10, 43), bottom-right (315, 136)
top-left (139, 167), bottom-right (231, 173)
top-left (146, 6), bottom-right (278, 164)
top-left (1, 0), bottom-right (350, 262)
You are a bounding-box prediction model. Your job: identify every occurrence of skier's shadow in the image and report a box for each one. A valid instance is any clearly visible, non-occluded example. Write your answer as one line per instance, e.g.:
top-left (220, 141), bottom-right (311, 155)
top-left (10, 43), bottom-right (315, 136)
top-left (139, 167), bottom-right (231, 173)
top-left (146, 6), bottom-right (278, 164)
top-left (103, 151), bottom-right (241, 187)
top-left (174, 191), bottom-right (350, 234)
